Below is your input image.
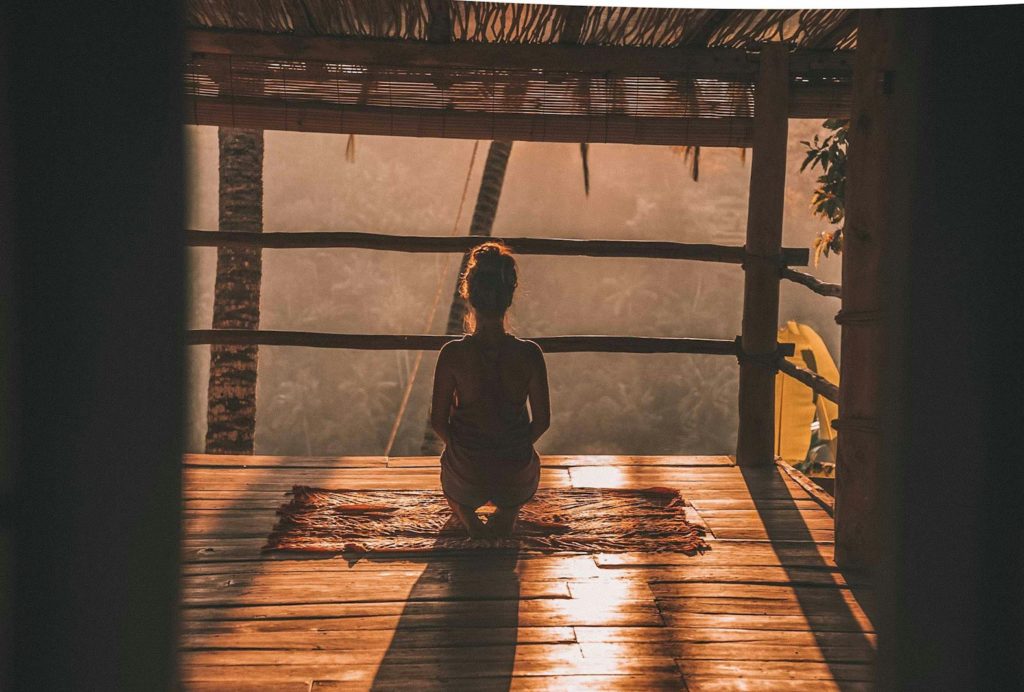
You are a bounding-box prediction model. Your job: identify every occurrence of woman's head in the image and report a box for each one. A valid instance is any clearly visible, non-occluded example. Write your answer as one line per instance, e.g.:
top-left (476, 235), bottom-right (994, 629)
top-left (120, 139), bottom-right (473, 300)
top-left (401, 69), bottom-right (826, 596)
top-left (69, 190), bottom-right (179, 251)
top-left (459, 242), bottom-right (518, 332)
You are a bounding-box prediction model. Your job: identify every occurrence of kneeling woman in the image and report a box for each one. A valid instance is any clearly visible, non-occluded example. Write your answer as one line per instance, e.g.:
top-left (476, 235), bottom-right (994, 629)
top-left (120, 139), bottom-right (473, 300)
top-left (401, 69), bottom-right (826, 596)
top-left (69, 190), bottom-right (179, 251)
top-left (429, 242), bottom-right (550, 538)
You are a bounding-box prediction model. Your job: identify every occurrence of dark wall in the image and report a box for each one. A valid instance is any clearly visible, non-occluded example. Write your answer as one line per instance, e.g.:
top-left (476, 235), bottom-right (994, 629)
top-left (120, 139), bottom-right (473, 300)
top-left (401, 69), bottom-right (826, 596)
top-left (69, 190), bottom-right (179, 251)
top-left (2, 4), bottom-right (184, 691)
top-left (2, 3), bottom-right (1023, 691)
top-left (877, 8), bottom-right (1024, 690)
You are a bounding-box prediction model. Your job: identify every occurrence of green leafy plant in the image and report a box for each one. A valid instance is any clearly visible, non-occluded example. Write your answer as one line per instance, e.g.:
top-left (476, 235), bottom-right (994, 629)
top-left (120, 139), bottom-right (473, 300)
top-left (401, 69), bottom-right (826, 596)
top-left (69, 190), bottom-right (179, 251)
top-left (800, 118), bottom-right (848, 264)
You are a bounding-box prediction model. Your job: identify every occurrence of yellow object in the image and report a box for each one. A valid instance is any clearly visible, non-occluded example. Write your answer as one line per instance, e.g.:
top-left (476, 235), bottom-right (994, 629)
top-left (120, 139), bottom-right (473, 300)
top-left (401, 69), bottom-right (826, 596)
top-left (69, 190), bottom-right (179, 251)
top-left (774, 321), bottom-right (840, 462)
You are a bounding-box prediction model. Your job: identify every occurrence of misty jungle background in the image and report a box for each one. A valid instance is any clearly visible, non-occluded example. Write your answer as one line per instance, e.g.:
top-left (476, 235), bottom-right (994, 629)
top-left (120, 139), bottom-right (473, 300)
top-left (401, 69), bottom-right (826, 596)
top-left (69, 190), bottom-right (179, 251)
top-left (185, 121), bottom-right (840, 456)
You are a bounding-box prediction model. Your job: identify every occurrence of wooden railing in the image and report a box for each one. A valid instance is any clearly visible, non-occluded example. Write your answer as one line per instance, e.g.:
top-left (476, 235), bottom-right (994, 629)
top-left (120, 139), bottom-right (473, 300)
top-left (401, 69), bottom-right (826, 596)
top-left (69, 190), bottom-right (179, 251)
top-left (776, 357), bottom-right (840, 403)
top-left (775, 266), bottom-right (842, 406)
top-left (187, 329), bottom-right (796, 357)
top-left (188, 229), bottom-right (806, 364)
top-left (191, 210), bottom-right (829, 463)
top-left (187, 230), bottom-right (810, 266)
top-left (780, 267), bottom-right (842, 298)
top-left (189, 231), bottom-right (817, 377)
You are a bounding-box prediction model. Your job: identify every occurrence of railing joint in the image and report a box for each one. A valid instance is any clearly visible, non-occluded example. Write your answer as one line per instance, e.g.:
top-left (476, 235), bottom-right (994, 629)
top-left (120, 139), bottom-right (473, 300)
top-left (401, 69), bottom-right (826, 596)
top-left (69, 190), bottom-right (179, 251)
top-left (733, 336), bottom-right (795, 366)
top-left (740, 251), bottom-right (785, 271)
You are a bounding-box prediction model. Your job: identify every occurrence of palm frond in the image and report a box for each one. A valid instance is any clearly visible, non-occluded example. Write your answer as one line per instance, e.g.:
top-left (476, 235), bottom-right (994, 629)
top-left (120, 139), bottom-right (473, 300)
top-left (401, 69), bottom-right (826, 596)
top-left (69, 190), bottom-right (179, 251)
top-left (669, 145), bottom-right (701, 182)
top-left (687, 146), bottom-right (700, 182)
top-left (579, 142), bottom-right (590, 196)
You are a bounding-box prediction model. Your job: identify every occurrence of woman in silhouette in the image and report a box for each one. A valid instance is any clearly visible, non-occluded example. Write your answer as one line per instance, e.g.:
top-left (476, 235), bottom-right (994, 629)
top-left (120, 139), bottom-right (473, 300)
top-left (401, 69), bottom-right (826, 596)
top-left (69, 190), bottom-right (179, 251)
top-left (430, 242), bottom-right (550, 538)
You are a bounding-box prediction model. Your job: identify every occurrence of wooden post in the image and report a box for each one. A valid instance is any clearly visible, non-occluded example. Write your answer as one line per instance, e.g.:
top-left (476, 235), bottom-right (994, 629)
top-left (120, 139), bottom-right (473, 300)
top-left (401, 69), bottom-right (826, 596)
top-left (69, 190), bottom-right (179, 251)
top-left (833, 11), bottom-right (892, 569)
top-left (736, 43), bottom-right (789, 467)
top-left (867, 8), bottom-right (1024, 689)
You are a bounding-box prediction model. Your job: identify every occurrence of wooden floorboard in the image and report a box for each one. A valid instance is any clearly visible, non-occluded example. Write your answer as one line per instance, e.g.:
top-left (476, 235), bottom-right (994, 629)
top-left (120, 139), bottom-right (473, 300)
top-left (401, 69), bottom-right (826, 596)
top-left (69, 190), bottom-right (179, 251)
top-left (179, 455), bottom-right (876, 690)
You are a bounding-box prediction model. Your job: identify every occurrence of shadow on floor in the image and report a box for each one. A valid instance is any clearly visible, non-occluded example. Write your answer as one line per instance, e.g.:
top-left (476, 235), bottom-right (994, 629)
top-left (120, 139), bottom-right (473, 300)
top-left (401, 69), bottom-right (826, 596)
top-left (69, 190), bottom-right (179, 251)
top-left (369, 543), bottom-right (522, 691)
top-left (739, 465), bottom-right (877, 690)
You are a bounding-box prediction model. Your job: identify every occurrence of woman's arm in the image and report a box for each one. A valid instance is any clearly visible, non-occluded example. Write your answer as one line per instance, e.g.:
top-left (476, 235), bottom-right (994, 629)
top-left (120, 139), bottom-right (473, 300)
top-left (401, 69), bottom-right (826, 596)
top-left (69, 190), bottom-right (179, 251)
top-left (526, 342), bottom-right (550, 444)
top-left (429, 344), bottom-right (457, 447)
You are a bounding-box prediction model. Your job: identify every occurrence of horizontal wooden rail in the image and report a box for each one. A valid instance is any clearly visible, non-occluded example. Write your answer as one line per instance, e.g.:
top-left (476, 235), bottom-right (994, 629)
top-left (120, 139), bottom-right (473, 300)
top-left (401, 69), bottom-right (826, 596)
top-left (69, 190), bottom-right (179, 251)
top-left (187, 230), bottom-right (810, 267)
top-left (776, 357), bottom-right (840, 403)
top-left (187, 329), bottom-right (792, 356)
top-left (780, 267), bottom-right (842, 297)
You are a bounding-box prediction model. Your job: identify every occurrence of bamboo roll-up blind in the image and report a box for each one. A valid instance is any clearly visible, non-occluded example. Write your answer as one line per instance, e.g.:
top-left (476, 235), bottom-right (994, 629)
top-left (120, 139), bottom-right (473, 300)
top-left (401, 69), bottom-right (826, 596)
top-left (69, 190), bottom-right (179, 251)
top-left (185, 52), bottom-right (848, 145)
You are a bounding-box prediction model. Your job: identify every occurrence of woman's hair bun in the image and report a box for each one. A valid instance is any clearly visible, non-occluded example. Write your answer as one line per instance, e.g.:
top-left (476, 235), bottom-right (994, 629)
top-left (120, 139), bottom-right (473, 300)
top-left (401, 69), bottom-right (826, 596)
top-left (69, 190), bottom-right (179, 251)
top-left (459, 242), bottom-right (517, 317)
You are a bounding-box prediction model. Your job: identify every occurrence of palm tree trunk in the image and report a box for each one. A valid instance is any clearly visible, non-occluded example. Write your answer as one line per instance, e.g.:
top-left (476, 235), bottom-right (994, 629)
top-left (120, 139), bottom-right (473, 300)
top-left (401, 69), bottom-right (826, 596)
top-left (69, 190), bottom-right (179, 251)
top-left (421, 140), bottom-right (514, 453)
top-left (204, 128), bottom-right (263, 453)
top-left (443, 140), bottom-right (514, 334)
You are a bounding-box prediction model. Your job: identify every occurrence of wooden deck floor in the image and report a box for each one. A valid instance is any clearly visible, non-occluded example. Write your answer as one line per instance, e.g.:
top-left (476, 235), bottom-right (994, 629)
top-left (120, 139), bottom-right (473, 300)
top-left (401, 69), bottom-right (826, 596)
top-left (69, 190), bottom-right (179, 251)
top-left (180, 454), bottom-right (876, 691)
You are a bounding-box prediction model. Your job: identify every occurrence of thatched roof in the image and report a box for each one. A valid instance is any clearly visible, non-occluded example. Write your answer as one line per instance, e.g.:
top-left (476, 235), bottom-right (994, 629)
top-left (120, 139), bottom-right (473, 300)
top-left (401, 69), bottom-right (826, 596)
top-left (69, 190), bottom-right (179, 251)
top-left (186, 3), bottom-right (857, 49)
top-left (185, 2), bottom-right (856, 146)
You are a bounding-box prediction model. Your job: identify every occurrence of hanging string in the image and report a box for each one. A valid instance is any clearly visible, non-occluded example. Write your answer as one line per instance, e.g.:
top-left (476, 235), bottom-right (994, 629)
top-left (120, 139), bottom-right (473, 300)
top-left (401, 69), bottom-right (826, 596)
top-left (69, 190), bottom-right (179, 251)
top-left (383, 140), bottom-right (481, 458)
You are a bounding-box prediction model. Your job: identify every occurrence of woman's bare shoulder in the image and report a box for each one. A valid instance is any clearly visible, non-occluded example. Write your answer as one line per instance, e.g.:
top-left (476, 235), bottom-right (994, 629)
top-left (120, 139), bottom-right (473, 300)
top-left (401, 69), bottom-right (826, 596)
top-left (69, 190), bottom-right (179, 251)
top-left (510, 337), bottom-right (545, 360)
top-left (438, 336), bottom-right (471, 363)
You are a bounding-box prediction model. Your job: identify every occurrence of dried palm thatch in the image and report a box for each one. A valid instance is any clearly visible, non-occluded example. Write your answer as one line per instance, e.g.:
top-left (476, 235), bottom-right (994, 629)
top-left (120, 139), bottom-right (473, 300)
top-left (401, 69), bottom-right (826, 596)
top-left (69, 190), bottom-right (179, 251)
top-left (264, 486), bottom-right (709, 555)
top-left (186, 3), bottom-right (857, 50)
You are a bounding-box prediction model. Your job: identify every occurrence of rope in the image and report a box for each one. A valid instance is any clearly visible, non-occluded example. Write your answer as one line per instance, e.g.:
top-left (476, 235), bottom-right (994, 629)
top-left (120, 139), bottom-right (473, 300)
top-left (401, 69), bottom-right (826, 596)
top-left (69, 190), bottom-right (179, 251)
top-left (383, 140), bottom-right (480, 458)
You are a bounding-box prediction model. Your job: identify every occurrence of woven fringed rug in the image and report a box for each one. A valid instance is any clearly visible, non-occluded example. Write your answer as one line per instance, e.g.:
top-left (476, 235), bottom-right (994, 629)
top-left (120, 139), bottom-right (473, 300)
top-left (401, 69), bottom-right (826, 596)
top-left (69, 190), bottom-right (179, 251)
top-left (263, 486), bottom-right (709, 555)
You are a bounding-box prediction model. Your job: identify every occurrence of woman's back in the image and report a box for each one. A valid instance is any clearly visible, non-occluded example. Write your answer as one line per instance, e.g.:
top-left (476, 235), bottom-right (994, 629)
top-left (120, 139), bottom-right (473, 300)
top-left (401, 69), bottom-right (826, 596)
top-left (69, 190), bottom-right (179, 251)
top-left (449, 334), bottom-right (533, 409)
top-left (434, 333), bottom-right (545, 510)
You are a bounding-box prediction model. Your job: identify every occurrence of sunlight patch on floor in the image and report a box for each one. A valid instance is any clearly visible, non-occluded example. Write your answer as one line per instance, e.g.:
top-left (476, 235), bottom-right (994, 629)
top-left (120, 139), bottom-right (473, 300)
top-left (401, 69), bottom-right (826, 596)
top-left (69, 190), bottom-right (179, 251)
top-left (567, 465), bottom-right (629, 488)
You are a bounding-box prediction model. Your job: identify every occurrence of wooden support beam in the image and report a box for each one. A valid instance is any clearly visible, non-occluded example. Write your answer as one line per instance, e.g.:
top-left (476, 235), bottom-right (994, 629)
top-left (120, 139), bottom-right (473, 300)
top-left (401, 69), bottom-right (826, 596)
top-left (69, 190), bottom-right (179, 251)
top-left (187, 27), bottom-right (852, 77)
top-left (186, 229), bottom-right (810, 266)
top-left (736, 43), bottom-right (790, 467)
top-left (834, 11), bottom-right (891, 569)
top-left (871, 8), bottom-right (1024, 689)
top-left (185, 330), bottom-right (753, 355)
